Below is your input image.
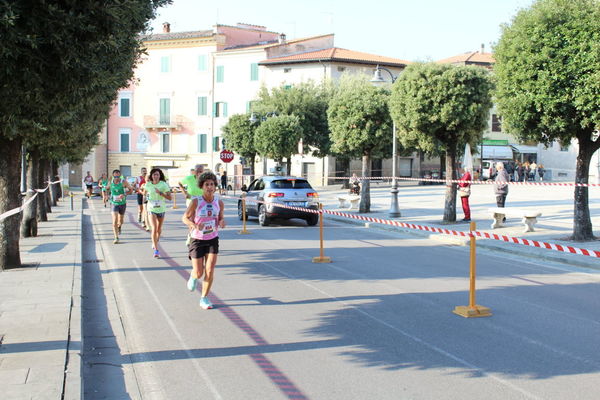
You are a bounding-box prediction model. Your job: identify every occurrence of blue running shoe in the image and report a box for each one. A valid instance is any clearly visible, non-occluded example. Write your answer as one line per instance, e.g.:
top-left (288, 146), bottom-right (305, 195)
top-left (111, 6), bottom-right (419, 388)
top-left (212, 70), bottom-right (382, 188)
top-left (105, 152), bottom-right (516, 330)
top-left (187, 276), bottom-right (197, 291)
top-left (153, 249), bottom-right (159, 258)
top-left (199, 297), bottom-right (213, 310)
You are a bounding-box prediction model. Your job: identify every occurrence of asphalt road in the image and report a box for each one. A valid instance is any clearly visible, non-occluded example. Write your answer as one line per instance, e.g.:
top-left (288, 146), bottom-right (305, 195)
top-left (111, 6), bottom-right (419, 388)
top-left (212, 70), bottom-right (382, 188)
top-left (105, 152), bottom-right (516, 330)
top-left (82, 194), bottom-right (600, 400)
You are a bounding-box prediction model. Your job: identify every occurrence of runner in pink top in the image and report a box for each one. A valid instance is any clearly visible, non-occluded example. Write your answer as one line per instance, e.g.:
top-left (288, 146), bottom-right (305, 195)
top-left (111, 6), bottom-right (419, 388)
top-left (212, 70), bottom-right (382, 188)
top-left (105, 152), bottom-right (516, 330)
top-left (182, 172), bottom-right (225, 310)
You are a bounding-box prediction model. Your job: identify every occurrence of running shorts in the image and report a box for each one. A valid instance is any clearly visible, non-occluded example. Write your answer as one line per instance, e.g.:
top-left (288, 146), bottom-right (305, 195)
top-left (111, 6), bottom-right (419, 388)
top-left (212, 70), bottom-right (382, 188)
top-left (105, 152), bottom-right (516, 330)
top-left (137, 193), bottom-right (144, 205)
top-left (150, 211), bottom-right (165, 219)
top-left (188, 237), bottom-right (219, 259)
top-left (86, 184), bottom-right (93, 190)
top-left (112, 204), bottom-right (126, 215)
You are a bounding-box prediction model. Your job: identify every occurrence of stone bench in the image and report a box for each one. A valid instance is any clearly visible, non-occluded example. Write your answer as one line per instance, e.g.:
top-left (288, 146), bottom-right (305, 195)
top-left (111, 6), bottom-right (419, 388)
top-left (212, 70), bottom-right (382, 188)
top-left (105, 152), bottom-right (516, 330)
top-left (488, 207), bottom-right (542, 233)
top-left (337, 195), bottom-right (360, 210)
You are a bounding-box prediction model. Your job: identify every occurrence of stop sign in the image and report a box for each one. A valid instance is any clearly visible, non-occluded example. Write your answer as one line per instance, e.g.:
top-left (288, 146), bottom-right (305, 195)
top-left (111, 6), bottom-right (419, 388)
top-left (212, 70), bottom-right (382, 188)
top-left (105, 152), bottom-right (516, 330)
top-left (219, 149), bottom-right (234, 163)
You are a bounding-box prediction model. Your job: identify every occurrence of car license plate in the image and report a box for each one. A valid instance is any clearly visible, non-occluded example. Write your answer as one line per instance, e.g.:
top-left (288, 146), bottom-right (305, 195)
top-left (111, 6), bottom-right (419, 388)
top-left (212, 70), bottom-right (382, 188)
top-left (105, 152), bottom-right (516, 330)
top-left (287, 202), bottom-right (306, 207)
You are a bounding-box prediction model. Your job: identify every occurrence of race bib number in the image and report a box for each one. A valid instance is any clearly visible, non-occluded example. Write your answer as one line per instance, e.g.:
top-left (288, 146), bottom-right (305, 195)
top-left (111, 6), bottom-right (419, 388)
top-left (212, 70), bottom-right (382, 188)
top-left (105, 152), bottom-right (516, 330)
top-left (112, 195), bottom-right (121, 202)
top-left (202, 219), bottom-right (216, 234)
top-left (151, 200), bottom-right (162, 209)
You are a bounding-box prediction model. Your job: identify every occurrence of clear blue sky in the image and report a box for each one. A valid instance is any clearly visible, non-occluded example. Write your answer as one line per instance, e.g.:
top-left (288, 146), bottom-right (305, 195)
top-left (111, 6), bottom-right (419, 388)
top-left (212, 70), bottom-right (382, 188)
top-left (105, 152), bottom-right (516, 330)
top-left (150, 0), bottom-right (536, 61)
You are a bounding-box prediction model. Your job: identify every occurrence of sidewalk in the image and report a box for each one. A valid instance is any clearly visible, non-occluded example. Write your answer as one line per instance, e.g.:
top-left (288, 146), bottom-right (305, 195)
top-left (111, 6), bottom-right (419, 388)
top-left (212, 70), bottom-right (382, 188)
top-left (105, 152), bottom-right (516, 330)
top-left (313, 181), bottom-right (600, 270)
top-left (0, 194), bottom-right (82, 399)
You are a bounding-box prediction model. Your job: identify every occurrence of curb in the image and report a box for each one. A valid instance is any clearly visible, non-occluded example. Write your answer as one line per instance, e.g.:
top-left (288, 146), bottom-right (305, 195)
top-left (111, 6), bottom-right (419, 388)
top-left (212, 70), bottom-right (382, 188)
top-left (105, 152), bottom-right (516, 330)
top-left (324, 211), bottom-right (600, 271)
top-left (62, 197), bottom-right (83, 399)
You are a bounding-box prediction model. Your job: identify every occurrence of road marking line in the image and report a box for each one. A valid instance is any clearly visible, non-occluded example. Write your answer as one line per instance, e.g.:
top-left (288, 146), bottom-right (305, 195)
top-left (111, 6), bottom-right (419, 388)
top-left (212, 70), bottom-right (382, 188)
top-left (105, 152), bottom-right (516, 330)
top-left (132, 260), bottom-right (223, 400)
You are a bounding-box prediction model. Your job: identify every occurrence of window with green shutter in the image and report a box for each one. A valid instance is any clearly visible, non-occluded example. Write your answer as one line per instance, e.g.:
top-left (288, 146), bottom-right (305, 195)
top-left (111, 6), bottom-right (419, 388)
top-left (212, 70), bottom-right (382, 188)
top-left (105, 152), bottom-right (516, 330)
top-left (197, 96), bottom-right (207, 116)
top-left (160, 56), bottom-right (170, 73)
top-left (120, 98), bottom-right (130, 117)
top-left (250, 63), bottom-right (259, 81)
top-left (216, 65), bottom-right (224, 83)
top-left (198, 134), bottom-right (207, 153)
top-left (213, 136), bottom-right (220, 152)
top-left (159, 98), bottom-right (170, 125)
top-left (214, 102), bottom-right (228, 118)
top-left (198, 55), bottom-right (207, 71)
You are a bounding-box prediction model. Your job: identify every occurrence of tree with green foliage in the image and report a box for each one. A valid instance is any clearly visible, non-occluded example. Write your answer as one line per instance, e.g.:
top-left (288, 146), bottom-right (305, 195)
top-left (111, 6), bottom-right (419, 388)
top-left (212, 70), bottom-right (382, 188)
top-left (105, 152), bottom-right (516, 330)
top-left (328, 75), bottom-right (393, 213)
top-left (254, 81), bottom-right (332, 157)
top-left (254, 115), bottom-right (303, 174)
top-left (389, 63), bottom-right (493, 222)
top-left (221, 114), bottom-right (259, 179)
top-left (494, 0), bottom-right (600, 241)
top-left (0, 0), bottom-right (170, 269)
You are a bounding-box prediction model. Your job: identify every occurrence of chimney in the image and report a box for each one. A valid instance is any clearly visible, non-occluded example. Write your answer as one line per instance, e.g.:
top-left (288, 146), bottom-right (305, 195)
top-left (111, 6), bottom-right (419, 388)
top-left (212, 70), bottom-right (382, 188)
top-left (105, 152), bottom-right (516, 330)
top-left (480, 43), bottom-right (485, 54)
top-left (279, 33), bottom-right (287, 44)
top-left (162, 22), bottom-right (171, 33)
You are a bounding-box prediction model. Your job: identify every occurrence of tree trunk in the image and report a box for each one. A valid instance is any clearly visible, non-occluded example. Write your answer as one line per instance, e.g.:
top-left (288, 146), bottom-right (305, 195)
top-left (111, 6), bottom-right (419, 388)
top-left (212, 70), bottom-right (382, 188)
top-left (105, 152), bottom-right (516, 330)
top-left (285, 158), bottom-right (292, 176)
top-left (359, 152), bottom-right (371, 213)
top-left (42, 159), bottom-right (53, 212)
top-left (35, 152), bottom-right (48, 222)
top-left (52, 161), bottom-right (62, 200)
top-left (340, 158), bottom-right (350, 189)
top-left (571, 133), bottom-right (600, 241)
top-left (21, 150), bottom-right (39, 238)
top-left (443, 144), bottom-right (458, 222)
top-left (249, 153), bottom-right (256, 181)
top-left (0, 137), bottom-right (23, 270)
top-left (48, 160), bottom-right (58, 206)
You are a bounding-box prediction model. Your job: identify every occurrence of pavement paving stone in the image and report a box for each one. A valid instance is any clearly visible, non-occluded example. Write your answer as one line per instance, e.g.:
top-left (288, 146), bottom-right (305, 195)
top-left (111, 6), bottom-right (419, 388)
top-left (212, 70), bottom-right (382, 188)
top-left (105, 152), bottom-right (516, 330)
top-left (0, 194), bottom-right (82, 399)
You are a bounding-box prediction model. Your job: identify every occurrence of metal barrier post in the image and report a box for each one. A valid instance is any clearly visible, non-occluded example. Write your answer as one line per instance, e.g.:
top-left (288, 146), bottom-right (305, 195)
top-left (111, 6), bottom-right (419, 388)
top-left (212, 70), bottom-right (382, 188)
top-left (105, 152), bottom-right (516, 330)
top-left (172, 189), bottom-right (178, 209)
top-left (238, 195), bottom-right (251, 235)
top-left (70, 192), bottom-right (74, 211)
top-left (453, 221), bottom-right (491, 318)
top-left (312, 203), bottom-right (332, 263)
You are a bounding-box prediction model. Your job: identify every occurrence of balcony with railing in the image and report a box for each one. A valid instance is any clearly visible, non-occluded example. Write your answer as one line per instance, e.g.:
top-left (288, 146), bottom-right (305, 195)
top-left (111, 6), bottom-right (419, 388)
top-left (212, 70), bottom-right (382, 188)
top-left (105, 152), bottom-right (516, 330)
top-left (143, 114), bottom-right (183, 130)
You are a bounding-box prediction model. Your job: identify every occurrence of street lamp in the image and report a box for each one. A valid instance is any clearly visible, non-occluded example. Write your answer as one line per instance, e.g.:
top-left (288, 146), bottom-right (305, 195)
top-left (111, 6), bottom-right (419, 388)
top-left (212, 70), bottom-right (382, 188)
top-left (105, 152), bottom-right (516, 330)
top-left (371, 65), bottom-right (400, 218)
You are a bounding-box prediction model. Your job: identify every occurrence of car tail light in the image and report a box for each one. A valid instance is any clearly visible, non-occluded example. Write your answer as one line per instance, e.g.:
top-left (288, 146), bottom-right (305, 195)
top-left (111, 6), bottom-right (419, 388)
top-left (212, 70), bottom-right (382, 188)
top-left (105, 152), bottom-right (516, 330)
top-left (306, 192), bottom-right (318, 197)
top-left (268, 192), bottom-right (284, 197)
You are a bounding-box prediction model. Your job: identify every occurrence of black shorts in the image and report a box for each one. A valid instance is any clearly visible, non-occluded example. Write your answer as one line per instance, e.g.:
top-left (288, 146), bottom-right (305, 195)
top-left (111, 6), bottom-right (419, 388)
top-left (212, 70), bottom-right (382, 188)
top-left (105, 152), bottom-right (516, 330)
top-left (150, 211), bottom-right (165, 219)
top-left (188, 237), bottom-right (219, 259)
top-left (86, 184), bottom-right (93, 190)
top-left (137, 193), bottom-right (145, 205)
top-left (112, 204), bottom-right (126, 215)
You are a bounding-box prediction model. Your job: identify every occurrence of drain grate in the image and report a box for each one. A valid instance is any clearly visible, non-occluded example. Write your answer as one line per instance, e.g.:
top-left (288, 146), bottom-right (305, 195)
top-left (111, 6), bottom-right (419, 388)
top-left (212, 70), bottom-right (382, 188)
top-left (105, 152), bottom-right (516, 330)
top-left (84, 259), bottom-right (102, 264)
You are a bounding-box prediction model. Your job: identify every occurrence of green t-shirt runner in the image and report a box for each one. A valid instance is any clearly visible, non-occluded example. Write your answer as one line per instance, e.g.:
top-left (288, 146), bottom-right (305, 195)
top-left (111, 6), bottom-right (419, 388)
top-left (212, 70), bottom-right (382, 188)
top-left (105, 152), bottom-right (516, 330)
top-left (110, 181), bottom-right (126, 205)
top-left (145, 181), bottom-right (170, 214)
top-left (181, 174), bottom-right (203, 197)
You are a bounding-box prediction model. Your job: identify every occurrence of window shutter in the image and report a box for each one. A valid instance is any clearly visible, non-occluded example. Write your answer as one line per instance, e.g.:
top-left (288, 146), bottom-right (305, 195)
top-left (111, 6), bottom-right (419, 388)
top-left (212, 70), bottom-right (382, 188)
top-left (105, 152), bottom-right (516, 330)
top-left (198, 134), bottom-right (207, 153)
top-left (216, 66), bottom-right (224, 83)
top-left (223, 102), bottom-right (228, 117)
top-left (198, 55), bottom-right (207, 71)
top-left (250, 63), bottom-right (258, 81)
top-left (198, 97), bottom-right (207, 116)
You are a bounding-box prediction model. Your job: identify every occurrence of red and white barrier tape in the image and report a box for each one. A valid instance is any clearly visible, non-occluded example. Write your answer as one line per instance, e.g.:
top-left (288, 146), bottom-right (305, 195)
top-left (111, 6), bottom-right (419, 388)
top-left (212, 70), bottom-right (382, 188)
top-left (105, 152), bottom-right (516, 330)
top-left (327, 175), bottom-right (600, 188)
top-left (1, 180), bottom-right (62, 221)
top-left (472, 231), bottom-right (600, 258)
top-left (221, 194), bottom-right (599, 258)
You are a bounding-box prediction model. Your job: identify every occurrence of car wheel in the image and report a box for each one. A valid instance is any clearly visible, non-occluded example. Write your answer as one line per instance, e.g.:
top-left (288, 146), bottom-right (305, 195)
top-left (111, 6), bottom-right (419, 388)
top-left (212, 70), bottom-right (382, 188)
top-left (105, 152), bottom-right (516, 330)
top-left (258, 205), bottom-right (269, 226)
top-left (237, 201), bottom-right (244, 220)
top-left (306, 214), bottom-right (319, 226)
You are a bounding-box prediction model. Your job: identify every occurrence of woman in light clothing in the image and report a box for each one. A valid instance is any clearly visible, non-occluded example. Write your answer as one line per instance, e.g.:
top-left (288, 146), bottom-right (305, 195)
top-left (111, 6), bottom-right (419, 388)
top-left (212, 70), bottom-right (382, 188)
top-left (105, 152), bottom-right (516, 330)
top-left (457, 168), bottom-right (472, 221)
top-left (182, 172), bottom-right (226, 310)
top-left (143, 168), bottom-right (172, 258)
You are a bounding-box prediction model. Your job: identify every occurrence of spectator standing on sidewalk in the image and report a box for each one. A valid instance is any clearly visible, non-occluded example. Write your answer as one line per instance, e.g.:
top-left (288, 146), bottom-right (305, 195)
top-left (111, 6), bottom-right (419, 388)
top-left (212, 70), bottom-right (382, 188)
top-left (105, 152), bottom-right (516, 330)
top-left (220, 171), bottom-right (227, 195)
top-left (457, 168), bottom-right (472, 221)
top-left (529, 161), bottom-right (537, 181)
top-left (182, 172), bottom-right (226, 310)
top-left (494, 162), bottom-right (509, 208)
top-left (538, 164), bottom-right (545, 181)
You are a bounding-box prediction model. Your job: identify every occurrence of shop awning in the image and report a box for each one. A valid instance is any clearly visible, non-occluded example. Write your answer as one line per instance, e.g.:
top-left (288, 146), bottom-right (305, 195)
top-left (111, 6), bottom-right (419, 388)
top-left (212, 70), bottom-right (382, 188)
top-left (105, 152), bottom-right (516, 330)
top-left (511, 145), bottom-right (538, 154)
top-left (481, 145), bottom-right (514, 160)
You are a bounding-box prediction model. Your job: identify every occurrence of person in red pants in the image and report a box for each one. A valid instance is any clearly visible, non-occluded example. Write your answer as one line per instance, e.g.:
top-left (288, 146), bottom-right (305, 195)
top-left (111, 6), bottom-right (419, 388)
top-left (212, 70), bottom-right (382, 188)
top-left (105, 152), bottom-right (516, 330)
top-left (458, 168), bottom-right (472, 222)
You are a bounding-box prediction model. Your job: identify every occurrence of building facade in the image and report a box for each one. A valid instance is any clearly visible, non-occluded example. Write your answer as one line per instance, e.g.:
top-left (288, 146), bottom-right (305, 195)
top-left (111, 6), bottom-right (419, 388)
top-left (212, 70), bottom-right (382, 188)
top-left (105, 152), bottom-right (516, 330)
top-left (102, 23), bottom-right (412, 188)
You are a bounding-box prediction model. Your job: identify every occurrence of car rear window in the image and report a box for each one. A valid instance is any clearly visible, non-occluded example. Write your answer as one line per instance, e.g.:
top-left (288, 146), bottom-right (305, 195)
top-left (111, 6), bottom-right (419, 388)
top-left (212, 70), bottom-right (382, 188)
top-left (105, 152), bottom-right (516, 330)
top-left (270, 179), bottom-right (312, 189)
